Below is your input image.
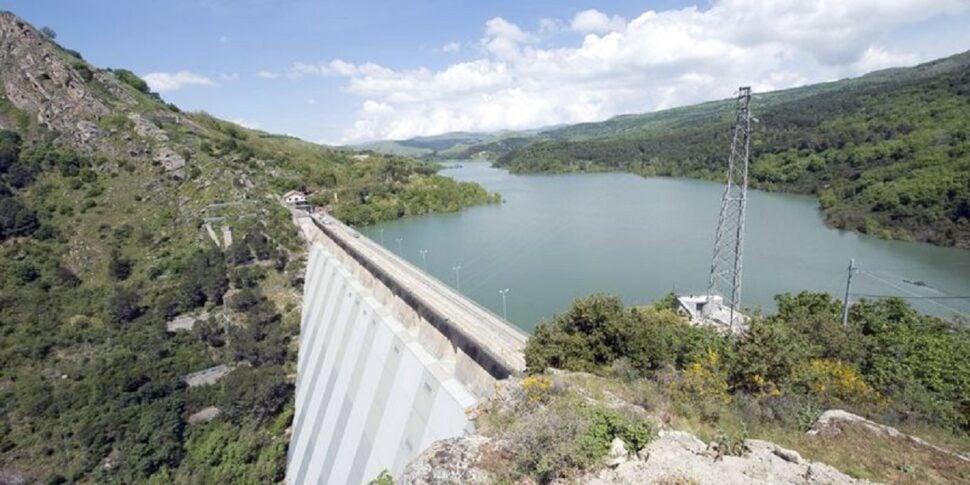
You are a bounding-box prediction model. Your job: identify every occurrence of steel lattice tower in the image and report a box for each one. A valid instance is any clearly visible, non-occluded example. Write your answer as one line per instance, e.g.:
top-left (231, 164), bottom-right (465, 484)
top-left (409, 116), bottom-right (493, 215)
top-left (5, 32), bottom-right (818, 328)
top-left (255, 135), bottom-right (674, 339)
top-left (707, 87), bottom-right (752, 329)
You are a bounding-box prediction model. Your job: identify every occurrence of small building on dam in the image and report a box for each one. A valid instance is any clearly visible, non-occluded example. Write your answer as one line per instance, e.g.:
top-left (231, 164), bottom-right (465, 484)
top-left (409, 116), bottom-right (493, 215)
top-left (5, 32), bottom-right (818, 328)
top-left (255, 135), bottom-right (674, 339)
top-left (287, 212), bottom-right (527, 484)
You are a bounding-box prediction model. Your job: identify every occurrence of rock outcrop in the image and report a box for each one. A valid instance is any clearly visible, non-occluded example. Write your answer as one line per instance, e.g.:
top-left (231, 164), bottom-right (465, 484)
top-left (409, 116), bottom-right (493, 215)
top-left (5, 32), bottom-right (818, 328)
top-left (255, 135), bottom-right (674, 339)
top-left (581, 430), bottom-right (870, 485)
top-left (810, 409), bottom-right (970, 463)
top-left (399, 435), bottom-right (494, 485)
top-left (0, 12), bottom-right (114, 137)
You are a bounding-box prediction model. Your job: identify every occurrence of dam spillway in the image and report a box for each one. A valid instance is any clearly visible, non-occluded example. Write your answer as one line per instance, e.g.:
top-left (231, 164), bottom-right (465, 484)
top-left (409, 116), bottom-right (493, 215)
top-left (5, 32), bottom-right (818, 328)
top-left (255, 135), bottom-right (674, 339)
top-left (287, 213), bottom-right (527, 484)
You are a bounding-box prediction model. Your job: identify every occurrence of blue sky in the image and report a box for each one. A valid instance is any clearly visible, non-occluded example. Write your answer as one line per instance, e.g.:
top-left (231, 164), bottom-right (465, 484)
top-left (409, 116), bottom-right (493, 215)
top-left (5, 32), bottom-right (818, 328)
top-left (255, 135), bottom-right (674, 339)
top-left (6, 0), bottom-right (970, 144)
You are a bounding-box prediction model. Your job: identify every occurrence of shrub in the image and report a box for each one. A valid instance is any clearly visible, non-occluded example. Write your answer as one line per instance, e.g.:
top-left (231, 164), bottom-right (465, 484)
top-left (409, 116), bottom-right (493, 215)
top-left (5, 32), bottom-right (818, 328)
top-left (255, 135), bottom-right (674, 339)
top-left (791, 359), bottom-right (882, 407)
top-left (108, 287), bottom-right (143, 324)
top-left (113, 69), bottom-right (151, 94)
top-left (522, 375), bottom-right (552, 403)
top-left (0, 197), bottom-right (39, 239)
top-left (109, 248), bottom-right (133, 280)
top-left (503, 393), bottom-right (654, 483)
top-left (672, 348), bottom-right (732, 406)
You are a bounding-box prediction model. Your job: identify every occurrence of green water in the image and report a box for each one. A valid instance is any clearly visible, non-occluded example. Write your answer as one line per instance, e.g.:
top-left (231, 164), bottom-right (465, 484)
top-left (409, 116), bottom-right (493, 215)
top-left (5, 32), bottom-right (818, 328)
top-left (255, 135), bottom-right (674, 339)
top-left (361, 162), bottom-right (970, 332)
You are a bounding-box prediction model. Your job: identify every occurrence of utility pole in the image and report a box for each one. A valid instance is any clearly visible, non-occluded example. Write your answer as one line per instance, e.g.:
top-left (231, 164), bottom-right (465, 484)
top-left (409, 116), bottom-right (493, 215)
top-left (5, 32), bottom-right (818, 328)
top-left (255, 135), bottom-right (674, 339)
top-left (841, 258), bottom-right (855, 326)
top-left (395, 237), bottom-right (403, 254)
top-left (499, 288), bottom-right (510, 320)
top-left (419, 249), bottom-right (428, 272)
top-left (707, 86), bottom-right (753, 331)
top-left (452, 265), bottom-right (462, 293)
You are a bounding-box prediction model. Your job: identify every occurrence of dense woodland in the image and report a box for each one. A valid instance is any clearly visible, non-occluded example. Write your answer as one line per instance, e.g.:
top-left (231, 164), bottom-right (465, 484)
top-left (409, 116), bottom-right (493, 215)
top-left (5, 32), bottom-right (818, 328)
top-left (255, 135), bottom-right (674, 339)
top-left (0, 29), bottom-right (498, 482)
top-left (306, 156), bottom-right (500, 226)
top-left (497, 51), bottom-right (970, 248)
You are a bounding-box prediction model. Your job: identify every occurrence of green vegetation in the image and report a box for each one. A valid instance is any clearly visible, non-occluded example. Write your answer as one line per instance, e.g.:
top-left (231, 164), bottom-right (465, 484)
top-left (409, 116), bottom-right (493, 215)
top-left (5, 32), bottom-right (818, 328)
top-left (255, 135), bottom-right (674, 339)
top-left (524, 293), bottom-right (970, 481)
top-left (111, 69), bottom-right (152, 95)
top-left (496, 51), bottom-right (970, 247)
top-left (0, 25), bottom-right (500, 482)
top-left (308, 156), bottom-right (501, 226)
top-left (478, 374), bottom-right (655, 483)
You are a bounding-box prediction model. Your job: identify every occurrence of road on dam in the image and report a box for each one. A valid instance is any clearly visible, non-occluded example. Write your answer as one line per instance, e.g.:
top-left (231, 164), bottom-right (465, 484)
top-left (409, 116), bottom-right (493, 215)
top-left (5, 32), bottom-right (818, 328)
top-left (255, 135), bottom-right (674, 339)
top-left (311, 215), bottom-right (527, 375)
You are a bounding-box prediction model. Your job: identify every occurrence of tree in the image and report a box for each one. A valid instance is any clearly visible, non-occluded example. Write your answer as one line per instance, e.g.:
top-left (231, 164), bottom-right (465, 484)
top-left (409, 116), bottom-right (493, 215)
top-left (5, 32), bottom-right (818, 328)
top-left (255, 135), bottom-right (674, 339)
top-left (40, 26), bottom-right (57, 40)
top-left (0, 129), bottom-right (21, 173)
top-left (108, 287), bottom-right (143, 324)
top-left (221, 367), bottom-right (292, 423)
top-left (109, 248), bottom-right (133, 280)
top-left (0, 197), bottom-right (38, 239)
top-left (226, 242), bottom-right (252, 265)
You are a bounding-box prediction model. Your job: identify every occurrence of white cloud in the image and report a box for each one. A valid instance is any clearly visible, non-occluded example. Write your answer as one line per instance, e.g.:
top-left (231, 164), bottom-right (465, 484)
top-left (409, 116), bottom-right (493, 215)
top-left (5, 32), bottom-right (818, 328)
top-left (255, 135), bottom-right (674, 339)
top-left (219, 35), bottom-right (230, 44)
top-left (538, 18), bottom-right (566, 35)
top-left (440, 41), bottom-right (461, 53)
top-left (142, 70), bottom-right (216, 92)
top-left (231, 118), bottom-right (262, 129)
top-left (571, 9), bottom-right (627, 34)
top-left (257, 70), bottom-right (280, 79)
top-left (481, 17), bottom-right (537, 60)
top-left (293, 0), bottom-right (969, 142)
top-left (284, 59), bottom-right (392, 79)
top-left (219, 72), bottom-right (239, 81)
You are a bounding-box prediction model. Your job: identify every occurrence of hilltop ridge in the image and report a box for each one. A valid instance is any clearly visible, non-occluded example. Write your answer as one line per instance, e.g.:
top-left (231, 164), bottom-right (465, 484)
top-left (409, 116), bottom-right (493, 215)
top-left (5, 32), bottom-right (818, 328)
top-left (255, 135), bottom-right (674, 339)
top-left (369, 51), bottom-right (970, 248)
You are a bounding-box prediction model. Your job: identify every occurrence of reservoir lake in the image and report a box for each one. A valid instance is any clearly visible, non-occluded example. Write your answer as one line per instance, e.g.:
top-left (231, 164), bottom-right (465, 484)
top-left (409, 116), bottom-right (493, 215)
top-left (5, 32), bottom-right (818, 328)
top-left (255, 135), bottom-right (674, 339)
top-left (361, 162), bottom-right (970, 332)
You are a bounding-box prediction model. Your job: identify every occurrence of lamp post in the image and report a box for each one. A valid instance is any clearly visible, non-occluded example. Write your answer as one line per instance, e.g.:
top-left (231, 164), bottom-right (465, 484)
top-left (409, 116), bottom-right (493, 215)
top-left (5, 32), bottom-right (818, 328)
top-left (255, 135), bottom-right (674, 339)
top-left (395, 237), bottom-right (403, 254)
top-left (419, 249), bottom-right (428, 272)
top-left (499, 288), bottom-right (510, 320)
top-left (378, 228), bottom-right (385, 246)
top-left (452, 265), bottom-right (462, 293)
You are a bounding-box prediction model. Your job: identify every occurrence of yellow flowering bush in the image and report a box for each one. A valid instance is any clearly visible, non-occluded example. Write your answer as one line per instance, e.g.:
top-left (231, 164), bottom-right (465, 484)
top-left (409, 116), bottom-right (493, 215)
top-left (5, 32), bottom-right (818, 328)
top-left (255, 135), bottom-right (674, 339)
top-left (674, 348), bottom-right (732, 405)
top-left (522, 375), bottom-right (553, 403)
top-left (792, 359), bottom-right (881, 406)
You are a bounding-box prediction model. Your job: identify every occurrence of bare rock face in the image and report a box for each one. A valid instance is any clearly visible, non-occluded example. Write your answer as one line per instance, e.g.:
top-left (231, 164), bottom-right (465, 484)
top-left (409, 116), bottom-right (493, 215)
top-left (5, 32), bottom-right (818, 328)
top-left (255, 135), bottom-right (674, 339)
top-left (582, 430), bottom-right (870, 485)
top-left (0, 468), bottom-right (27, 485)
top-left (154, 146), bottom-right (185, 171)
top-left (128, 112), bottom-right (169, 142)
top-left (399, 435), bottom-right (494, 485)
top-left (0, 12), bottom-right (118, 138)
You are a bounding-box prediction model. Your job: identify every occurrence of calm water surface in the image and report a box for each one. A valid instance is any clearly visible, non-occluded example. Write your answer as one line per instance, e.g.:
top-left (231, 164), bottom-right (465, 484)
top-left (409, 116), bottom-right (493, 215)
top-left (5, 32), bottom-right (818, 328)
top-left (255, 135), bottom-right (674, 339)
top-left (361, 162), bottom-right (970, 332)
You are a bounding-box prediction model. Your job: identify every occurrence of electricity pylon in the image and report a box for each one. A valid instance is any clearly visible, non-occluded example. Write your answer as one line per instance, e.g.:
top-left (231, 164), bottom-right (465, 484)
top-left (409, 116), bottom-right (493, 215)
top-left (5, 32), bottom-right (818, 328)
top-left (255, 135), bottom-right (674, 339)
top-left (707, 86), bottom-right (752, 330)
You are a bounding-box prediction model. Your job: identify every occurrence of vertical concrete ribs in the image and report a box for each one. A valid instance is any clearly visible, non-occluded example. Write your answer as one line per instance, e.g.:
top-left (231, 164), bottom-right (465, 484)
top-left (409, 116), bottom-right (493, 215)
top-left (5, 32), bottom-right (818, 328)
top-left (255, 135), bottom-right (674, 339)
top-left (287, 213), bottom-right (527, 484)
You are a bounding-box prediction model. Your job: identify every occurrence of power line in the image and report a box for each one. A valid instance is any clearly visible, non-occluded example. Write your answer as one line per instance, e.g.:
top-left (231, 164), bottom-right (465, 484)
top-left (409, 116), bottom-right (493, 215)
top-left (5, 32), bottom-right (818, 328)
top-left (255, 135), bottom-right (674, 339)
top-left (852, 293), bottom-right (970, 300)
top-left (856, 269), bottom-right (968, 316)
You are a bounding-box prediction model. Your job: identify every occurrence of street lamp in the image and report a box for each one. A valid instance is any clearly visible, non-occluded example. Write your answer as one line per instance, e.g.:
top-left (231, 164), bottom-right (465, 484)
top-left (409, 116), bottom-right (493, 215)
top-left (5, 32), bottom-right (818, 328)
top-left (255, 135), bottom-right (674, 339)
top-left (499, 288), bottom-right (510, 320)
top-left (419, 249), bottom-right (428, 272)
top-left (452, 265), bottom-right (462, 292)
top-left (378, 228), bottom-right (385, 246)
top-left (395, 237), bottom-right (403, 254)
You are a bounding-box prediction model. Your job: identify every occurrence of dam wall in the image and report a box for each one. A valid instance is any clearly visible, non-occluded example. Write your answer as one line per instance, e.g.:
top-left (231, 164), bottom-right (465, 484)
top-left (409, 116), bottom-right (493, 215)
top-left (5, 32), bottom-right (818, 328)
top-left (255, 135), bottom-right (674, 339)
top-left (287, 213), bottom-right (527, 483)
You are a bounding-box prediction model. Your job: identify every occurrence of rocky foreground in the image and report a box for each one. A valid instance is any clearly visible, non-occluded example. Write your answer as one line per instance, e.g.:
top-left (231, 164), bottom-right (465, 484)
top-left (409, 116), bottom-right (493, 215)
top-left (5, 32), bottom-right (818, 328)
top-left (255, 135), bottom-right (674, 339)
top-left (401, 373), bottom-right (968, 484)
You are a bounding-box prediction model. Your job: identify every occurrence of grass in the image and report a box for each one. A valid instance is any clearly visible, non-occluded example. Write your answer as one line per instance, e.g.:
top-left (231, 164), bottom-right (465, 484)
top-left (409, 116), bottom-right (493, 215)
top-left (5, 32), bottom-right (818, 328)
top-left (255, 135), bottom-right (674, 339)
top-left (764, 423), bottom-right (969, 484)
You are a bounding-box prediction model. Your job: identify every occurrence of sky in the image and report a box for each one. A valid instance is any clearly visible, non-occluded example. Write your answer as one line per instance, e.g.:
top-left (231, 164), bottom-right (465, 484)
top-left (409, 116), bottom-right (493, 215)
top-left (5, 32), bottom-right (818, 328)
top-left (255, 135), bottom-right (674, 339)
top-left (6, 0), bottom-right (970, 144)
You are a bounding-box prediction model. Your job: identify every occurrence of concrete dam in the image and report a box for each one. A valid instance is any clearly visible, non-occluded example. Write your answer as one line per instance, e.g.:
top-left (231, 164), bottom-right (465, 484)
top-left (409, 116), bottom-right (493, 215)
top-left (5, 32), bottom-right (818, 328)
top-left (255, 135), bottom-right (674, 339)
top-left (287, 213), bottom-right (528, 484)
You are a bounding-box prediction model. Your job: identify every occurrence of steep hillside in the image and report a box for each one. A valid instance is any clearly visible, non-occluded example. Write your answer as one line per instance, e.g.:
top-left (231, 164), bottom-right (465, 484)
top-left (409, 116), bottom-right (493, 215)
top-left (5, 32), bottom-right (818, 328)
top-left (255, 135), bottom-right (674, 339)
top-left (0, 11), bottom-right (496, 483)
top-left (493, 52), bottom-right (970, 248)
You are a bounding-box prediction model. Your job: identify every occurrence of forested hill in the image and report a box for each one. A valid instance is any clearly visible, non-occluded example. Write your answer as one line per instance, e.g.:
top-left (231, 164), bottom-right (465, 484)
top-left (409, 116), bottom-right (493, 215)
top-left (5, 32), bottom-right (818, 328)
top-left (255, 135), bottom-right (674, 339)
top-left (495, 51), bottom-right (970, 248)
top-left (0, 10), bottom-right (495, 483)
